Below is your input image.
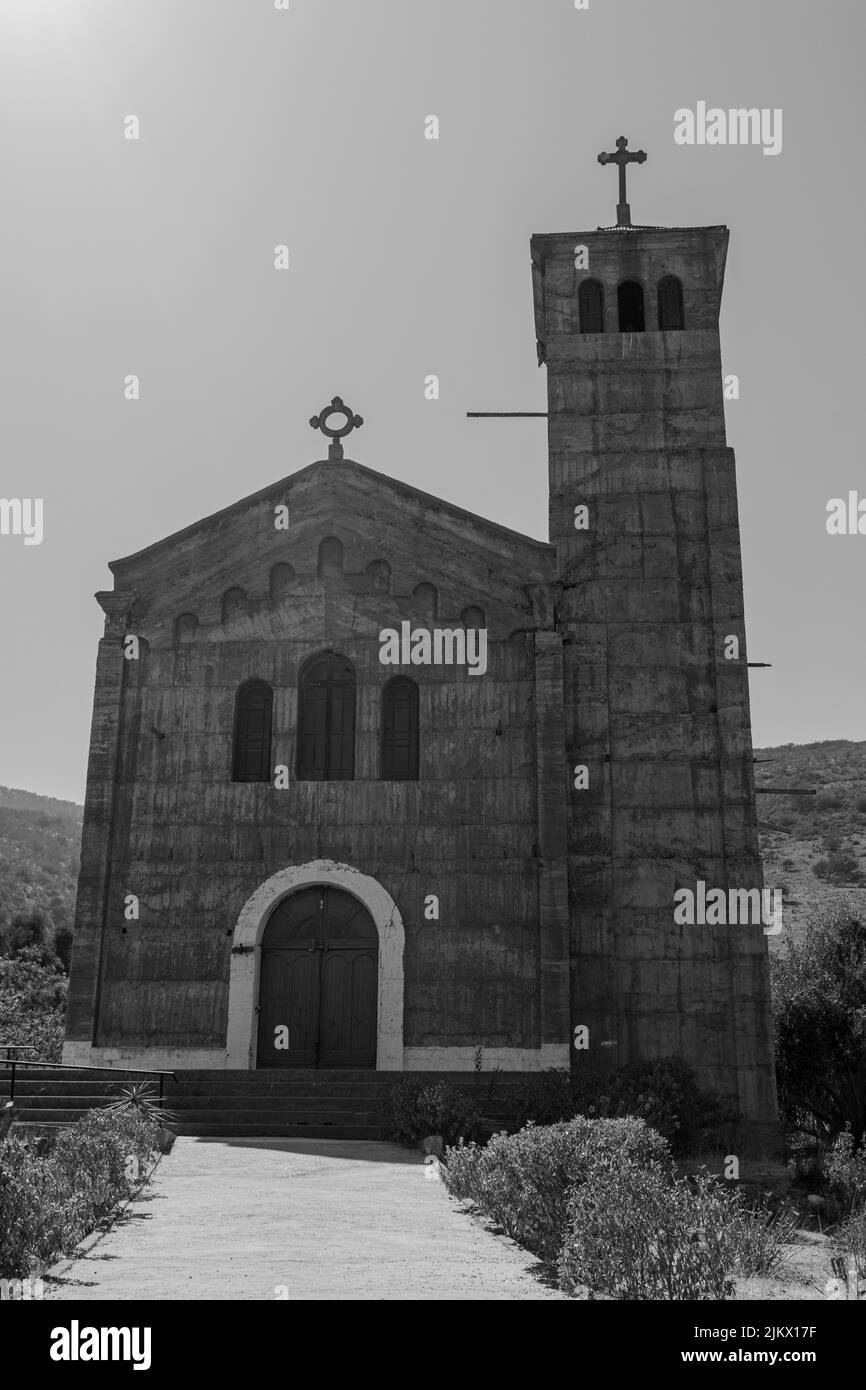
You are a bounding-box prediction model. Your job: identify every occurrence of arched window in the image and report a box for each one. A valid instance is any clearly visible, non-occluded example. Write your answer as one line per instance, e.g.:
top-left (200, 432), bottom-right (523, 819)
top-left (657, 275), bottom-right (685, 330)
top-left (174, 613), bottom-right (198, 643)
top-left (413, 582), bottom-right (438, 619)
top-left (367, 559), bottom-right (391, 594)
top-left (381, 677), bottom-right (419, 781)
top-left (269, 563), bottom-right (295, 601)
top-left (461, 605), bottom-right (486, 629)
top-left (297, 653), bottom-right (355, 781)
top-left (232, 680), bottom-right (273, 783)
top-left (618, 281), bottom-right (645, 333)
top-left (317, 537), bottom-right (343, 579)
top-left (222, 587), bottom-right (247, 622)
top-left (578, 279), bottom-right (605, 333)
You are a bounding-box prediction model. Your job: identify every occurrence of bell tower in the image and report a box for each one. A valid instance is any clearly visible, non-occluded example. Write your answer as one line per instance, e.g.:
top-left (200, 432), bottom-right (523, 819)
top-left (531, 140), bottom-right (779, 1149)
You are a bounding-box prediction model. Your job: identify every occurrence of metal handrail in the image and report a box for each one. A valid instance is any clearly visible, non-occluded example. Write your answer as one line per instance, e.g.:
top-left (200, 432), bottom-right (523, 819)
top-left (0, 1056), bottom-right (176, 1105)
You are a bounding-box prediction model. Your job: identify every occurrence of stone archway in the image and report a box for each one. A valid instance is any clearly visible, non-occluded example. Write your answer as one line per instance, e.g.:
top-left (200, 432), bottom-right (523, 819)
top-left (226, 860), bottom-right (405, 1070)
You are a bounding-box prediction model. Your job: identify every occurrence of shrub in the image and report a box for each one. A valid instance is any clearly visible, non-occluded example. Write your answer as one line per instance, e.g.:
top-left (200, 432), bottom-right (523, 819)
top-left (728, 1197), bottom-right (799, 1278)
top-left (502, 1057), bottom-right (735, 1155)
top-left (508, 1069), bottom-right (575, 1128)
top-left (836, 1208), bottom-right (866, 1276)
top-left (816, 852), bottom-right (862, 886)
top-left (388, 1080), bottom-right (481, 1147)
top-left (443, 1116), bottom-right (670, 1263)
top-left (589, 1057), bottom-right (737, 1153)
top-left (557, 1166), bottom-right (743, 1300)
top-left (772, 904), bottom-right (866, 1141)
top-left (0, 1109), bottom-right (157, 1278)
top-left (824, 1129), bottom-right (866, 1217)
top-left (0, 947), bottom-right (67, 1061)
top-left (788, 1133), bottom-right (826, 1186)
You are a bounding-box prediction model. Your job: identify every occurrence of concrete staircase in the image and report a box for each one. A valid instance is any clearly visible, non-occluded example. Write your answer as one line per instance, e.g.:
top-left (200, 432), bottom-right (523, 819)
top-left (0, 1067), bottom-right (517, 1140)
top-left (166, 1070), bottom-right (393, 1139)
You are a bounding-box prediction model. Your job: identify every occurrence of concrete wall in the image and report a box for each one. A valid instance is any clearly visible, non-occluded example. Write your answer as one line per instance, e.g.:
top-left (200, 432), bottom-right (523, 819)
top-left (65, 460), bottom-right (571, 1064)
top-left (532, 225), bottom-right (778, 1140)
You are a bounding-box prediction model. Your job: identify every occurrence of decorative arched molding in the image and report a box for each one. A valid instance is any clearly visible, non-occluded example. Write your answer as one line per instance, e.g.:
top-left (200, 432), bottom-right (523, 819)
top-left (226, 860), bottom-right (405, 1070)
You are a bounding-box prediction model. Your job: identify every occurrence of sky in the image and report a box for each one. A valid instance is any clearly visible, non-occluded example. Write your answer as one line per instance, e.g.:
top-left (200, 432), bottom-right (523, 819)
top-left (0, 0), bottom-right (863, 804)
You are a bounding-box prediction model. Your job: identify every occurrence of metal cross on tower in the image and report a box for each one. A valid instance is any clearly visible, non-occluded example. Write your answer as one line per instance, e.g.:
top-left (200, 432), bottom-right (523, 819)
top-left (597, 136), bottom-right (647, 227)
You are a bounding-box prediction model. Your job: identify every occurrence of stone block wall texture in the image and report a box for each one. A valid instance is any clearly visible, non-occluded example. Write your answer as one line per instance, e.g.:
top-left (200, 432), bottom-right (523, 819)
top-left (65, 461), bottom-right (570, 1056)
top-left (532, 225), bottom-right (778, 1137)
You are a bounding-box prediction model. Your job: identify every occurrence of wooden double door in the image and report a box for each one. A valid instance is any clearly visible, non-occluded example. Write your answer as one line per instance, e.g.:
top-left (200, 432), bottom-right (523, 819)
top-left (256, 887), bottom-right (378, 1068)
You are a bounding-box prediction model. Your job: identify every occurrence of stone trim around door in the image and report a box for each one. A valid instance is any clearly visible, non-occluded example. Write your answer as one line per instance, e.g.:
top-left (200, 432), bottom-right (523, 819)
top-left (226, 860), bottom-right (406, 1070)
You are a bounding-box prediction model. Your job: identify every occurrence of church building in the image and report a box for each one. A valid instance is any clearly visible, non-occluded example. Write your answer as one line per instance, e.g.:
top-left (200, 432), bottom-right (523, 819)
top-left (64, 147), bottom-right (779, 1148)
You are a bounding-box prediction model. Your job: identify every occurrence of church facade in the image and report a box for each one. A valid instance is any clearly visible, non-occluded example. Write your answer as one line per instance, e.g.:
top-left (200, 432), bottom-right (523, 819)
top-left (64, 200), bottom-right (779, 1145)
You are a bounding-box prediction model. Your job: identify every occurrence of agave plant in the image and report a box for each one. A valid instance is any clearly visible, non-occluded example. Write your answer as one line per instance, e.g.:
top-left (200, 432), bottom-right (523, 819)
top-left (105, 1081), bottom-right (176, 1131)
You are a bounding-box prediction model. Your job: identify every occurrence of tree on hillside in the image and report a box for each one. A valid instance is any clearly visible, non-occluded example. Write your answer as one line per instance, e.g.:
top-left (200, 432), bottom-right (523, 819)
top-left (0, 910), bottom-right (54, 964)
top-left (0, 944), bottom-right (68, 1060)
top-left (772, 903), bottom-right (866, 1142)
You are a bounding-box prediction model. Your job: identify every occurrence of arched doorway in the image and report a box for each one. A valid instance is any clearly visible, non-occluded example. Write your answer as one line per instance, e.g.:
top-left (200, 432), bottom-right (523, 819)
top-left (256, 886), bottom-right (378, 1068)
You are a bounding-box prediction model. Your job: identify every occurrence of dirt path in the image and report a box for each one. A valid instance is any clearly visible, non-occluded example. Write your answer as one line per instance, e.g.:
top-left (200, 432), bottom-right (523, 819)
top-left (44, 1137), bottom-right (565, 1301)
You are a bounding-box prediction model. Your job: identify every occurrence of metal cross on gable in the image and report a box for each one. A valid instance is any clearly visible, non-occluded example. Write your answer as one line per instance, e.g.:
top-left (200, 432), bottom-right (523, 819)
top-left (310, 396), bottom-right (364, 461)
top-left (597, 136), bottom-right (647, 227)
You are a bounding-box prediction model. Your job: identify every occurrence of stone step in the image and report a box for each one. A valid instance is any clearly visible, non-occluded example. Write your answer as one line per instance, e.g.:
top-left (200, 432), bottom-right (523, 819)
top-left (11, 1096), bottom-right (142, 1111)
top-left (14, 1092), bottom-right (387, 1111)
top-left (15, 1105), bottom-right (387, 1125)
top-left (174, 1124), bottom-right (387, 1139)
top-left (11, 1108), bottom-right (120, 1124)
top-left (5, 1079), bottom-right (392, 1095)
top-left (168, 1078), bottom-right (395, 1090)
top-left (0, 1078), bottom-right (145, 1089)
top-left (166, 1095), bottom-right (389, 1106)
top-left (173, 1108), bottom-right (385, 1123)
top-left (2, 1068), bottom-right (516, 1143)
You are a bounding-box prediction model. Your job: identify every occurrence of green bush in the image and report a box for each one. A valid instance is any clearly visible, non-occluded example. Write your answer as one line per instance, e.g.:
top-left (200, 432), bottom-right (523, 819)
top-left (387, 1080), bottom-right (481, 1147)
top-left (557, 1166), bottom-right (742, 1300)
top-left (0, 1109), bottom-right (157, 1278)
top-left (443, 1116), bottom-right (671, 1263)
top-left (772, 905), bottom-right (866, 1141)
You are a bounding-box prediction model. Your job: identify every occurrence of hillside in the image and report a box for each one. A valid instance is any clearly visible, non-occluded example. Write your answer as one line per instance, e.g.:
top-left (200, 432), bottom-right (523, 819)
top-left (0, 786), bottom-right (83, 938)
top-left (754, 739), bottom-right (866, 948)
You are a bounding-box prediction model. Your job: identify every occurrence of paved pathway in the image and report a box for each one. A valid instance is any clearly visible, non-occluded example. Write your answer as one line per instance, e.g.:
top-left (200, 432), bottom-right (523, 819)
top-left (45, 1138), bottom-right (565, 1301)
